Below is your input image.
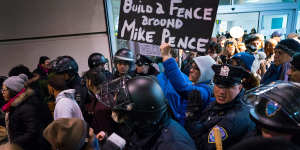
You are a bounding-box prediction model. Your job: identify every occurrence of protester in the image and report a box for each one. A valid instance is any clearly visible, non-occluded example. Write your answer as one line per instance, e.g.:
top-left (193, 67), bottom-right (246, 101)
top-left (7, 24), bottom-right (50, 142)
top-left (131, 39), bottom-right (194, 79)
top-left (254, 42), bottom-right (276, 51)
top-left (217, 35), bottom-right (227, 50)
top-left (207, 40), bottom-right (222, 61)
top-left (220, 39), bottom-right (239, 64)
top-left (160, 43), bottom-right (216, 124)
top-left (83, 68), bottom-right (115, 135)
top-left (271, 31), bottom-right (282, 42)
top-left (287, 33), bottom-right (300, 43)
top-left (2, 74), bottom-right (52, 150)
top-left (43, 118), bottom-right (100, 150)
top-left (32, 56), bottom-right (50, 80)
top-left (264, 39), bottom-right (278, 69)
top-left (47, 73), bottom-right (84, 120)
top-left (288, 53), bottom-right (300, 82)
top-left (231, 52), bottom-right (260, 90)
top-left (261, 39), bottom-right (300, 84)
top-left (181, 51), bottom-right (198, 76)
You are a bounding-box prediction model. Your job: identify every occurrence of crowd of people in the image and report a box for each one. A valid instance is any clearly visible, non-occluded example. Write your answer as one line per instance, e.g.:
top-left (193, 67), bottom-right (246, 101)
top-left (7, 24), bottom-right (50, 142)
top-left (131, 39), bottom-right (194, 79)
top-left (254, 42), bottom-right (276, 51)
top-left (0, 30), bottom-right (300, 150)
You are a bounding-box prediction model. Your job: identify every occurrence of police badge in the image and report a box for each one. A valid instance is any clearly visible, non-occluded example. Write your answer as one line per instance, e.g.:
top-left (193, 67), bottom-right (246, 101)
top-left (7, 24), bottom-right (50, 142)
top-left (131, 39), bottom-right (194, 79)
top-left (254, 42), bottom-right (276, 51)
top-left (219, 66), bottom-right (230, 77)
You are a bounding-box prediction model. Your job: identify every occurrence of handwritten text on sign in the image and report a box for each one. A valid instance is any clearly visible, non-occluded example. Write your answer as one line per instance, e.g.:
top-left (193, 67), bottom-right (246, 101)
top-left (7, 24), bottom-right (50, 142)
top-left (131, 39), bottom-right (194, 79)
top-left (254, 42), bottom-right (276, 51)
top-left (117, 0), bottom-right (219, 52)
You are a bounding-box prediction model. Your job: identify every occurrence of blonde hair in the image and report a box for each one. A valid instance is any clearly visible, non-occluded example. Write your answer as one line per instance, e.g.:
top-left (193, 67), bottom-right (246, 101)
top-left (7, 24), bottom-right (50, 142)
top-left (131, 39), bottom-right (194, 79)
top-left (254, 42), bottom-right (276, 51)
top-left (224, 39), bottom-right (239, 57)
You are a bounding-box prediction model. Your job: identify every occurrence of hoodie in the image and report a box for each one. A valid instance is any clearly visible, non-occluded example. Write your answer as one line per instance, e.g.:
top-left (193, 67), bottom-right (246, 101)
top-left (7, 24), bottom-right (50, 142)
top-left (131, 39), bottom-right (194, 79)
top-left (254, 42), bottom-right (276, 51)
top-left (193, 56), bottom-right (216, 89)
top-left (163, 58), bottom-right (215, 114)
top-left (54, 89), bottom-right (84, 120)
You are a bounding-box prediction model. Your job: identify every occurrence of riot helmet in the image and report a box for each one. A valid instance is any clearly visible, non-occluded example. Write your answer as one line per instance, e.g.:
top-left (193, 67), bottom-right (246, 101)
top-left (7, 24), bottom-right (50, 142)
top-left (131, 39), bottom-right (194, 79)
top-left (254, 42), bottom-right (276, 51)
top-left (102, 76), bottom-right (167, 126)
top-left (245, 81), bottom-right (300, 134)
top-left (50, 56), bottom-right (78, 76)
top-left (114, 48), bottom-right (134, 64)
top-left (88, 53), bottom-right (108, 69)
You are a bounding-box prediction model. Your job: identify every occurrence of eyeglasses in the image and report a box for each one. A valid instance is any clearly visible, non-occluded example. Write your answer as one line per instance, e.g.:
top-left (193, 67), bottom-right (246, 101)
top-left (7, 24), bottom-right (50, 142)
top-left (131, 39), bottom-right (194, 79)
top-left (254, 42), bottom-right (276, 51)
top-left (1, 88), bottom-right (8, 93)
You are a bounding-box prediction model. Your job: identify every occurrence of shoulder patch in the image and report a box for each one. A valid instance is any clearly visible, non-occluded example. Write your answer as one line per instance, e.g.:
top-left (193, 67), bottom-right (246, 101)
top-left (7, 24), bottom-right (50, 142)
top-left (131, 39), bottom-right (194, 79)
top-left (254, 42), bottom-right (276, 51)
top-left (208, 126), bottom-right (228, 143)
top-left (265, 100), bottom-right (281, 117)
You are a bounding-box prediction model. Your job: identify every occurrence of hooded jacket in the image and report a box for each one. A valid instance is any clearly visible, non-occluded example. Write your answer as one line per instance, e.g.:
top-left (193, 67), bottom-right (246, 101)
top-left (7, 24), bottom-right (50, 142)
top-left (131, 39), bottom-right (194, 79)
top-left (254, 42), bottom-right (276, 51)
top-left (6, 88), bottom-right (52, 150)
top-left (261, 62), bottom-right (291, 85)
top-left (193, 56), bottom-right (216, 90)
top-left (163, 57), bottom-right (215, 115)
top-left (54, 89), bottom-right (84, 120)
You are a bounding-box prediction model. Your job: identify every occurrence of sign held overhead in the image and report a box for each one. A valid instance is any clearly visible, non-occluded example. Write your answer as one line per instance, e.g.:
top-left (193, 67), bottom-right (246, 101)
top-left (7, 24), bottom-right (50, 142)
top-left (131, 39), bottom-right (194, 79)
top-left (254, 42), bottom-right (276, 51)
top-left (117, 0), bottom-right (219, 52)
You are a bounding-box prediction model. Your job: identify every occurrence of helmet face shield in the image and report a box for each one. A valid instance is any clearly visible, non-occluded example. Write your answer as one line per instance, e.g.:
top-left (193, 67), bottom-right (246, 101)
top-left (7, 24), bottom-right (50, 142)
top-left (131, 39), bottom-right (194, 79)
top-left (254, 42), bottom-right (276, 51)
top-left (96, 76), bottom-right (132, 110)
top-left (246, 81), bottom-right (300, 130)
top-left (243, 81), bottom-right (280, 106)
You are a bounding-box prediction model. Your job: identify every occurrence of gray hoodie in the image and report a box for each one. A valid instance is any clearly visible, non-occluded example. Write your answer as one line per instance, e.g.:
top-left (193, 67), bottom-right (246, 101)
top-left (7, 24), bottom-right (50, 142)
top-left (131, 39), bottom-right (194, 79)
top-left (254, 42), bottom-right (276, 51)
top-left (193, 56), bottom-right (216, 84)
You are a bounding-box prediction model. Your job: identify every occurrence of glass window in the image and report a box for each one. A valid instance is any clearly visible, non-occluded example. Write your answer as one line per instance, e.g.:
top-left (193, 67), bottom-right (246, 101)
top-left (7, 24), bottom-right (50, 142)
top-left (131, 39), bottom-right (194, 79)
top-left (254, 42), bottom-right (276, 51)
top-left (297, 11), bottom-right (300, 33)
top-left (234, 0), bottom-right (295, 5)
top-left (108, 0), bottom-right (131, 51)
top-left (212, 12), bottom-right (259, 37)
top-left (219, 0), bottom-right (232, 5)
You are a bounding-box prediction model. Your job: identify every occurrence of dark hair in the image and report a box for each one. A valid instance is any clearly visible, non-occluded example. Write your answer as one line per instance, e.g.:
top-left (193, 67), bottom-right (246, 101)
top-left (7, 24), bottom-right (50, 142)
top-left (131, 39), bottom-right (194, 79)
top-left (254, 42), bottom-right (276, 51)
top-left (207, 41), bottom-right (222, 54)
top-left (170, 48), bottom-right (179, 58)
top-left (8, 65), bottom-right (33, 79)
top-left (48, 73), bottom-right (68, 91)
top-left (39, 56), bottom-right (50, 65)
top-left (83, 68), bottom-right (106, 87)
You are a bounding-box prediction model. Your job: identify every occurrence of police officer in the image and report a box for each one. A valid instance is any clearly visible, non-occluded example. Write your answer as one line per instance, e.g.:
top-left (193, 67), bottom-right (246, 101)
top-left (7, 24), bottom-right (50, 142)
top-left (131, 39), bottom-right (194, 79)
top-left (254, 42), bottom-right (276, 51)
top-left (288, 53), bottom-right (300, 82)
top-left (113, 48), bottom-right (135, 79)
top-left (245, 81), bottom-right (300, 145)
top-left (99, 76), bottom-right (197, 150)
top-left (88, 52), bottom-right (112, 81)
top-left (135, 54), bottom-right (158, 76)
top-left (191, 64), bottom-right (255, 150)
top-left (50, 56), bottom-right (87, 111)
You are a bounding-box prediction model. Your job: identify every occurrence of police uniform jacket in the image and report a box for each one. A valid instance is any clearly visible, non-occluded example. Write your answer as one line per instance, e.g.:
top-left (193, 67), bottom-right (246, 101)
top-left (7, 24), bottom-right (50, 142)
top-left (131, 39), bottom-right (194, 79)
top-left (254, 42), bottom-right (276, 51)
top-left (192, 89), bottom-right (255, 150)
top-left (125, 118), bottom-right (197, 150)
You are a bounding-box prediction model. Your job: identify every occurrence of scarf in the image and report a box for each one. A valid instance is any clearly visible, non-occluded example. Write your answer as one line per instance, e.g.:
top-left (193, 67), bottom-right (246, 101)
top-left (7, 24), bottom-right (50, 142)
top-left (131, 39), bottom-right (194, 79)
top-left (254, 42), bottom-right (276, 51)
top-left (1, 88), bottom-right (26, 112)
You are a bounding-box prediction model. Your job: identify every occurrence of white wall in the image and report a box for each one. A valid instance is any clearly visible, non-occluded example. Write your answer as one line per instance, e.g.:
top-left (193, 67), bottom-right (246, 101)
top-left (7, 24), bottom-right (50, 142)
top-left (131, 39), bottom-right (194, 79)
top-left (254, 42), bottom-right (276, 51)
top-left (0, 34), bottom-right (110, 76)
top-left (0, 0), bottom-right (106, 40)
top-left (0, 0), bottom-right (110, 76)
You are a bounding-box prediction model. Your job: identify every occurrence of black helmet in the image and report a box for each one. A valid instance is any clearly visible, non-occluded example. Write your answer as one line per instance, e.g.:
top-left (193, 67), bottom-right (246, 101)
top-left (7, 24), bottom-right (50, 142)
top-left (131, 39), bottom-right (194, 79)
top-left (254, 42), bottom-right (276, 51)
top-left (88, 53), bottom-right (108, 69)
top-left (114, 48), bottom-right (135, 64)
top-left (113, 76), bottom-right (167, 124)
top-left (245, 81), bottom-right (300, 133)
top-left (135, 54), bottom-right (153, 66)
top-left (50, 56), bottom-right (78, 75)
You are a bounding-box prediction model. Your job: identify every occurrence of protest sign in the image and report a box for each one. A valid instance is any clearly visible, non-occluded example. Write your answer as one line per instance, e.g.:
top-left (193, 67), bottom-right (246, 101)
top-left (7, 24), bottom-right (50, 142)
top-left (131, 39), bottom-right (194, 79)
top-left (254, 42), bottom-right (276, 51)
top-left (117, 0), bottom-right (219, 52)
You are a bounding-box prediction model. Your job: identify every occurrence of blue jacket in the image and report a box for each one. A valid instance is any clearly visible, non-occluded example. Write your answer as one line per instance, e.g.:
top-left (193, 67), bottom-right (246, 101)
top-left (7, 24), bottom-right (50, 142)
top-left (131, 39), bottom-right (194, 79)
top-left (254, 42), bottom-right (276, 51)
top-left (157, 72), bottom-right (186, 125)
top-left (261, 62), bottom-right (290, 85)
top-left (163, 58), bottom-right (215, 113)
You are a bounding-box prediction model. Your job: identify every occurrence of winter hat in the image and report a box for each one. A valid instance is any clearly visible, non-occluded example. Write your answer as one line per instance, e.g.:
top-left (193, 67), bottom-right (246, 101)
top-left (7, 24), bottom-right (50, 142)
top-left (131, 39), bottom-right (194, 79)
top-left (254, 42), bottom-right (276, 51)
top-left (291, 52), bottom-right (300, 70)
top-left (43, 118), bottom-right (89, 150)
top-left (193, 56), bottom-right (216, 83)
top-left (275, 39), bottom-right (300, 56)
top-left (271, 31), bottom-right (282, 38)
top-left (232, 52), bottom-right (255, 71)
top-left (3, 74), bottom-right (28, 92)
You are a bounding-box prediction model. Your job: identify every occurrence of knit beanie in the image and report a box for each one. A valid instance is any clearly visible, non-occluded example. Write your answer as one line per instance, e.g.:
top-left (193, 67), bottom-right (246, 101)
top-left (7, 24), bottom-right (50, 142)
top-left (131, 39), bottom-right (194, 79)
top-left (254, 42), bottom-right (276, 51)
top-left (275, 39), bottom-right (300, 56)
top-left (43, 118), bottom-right (89, 150)
top-left (291, 52), bottom-right (300, 70)
top-left (232, 52), bottom-right (255, 71)
top-left (3, 74), bottom-right (28, 92)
